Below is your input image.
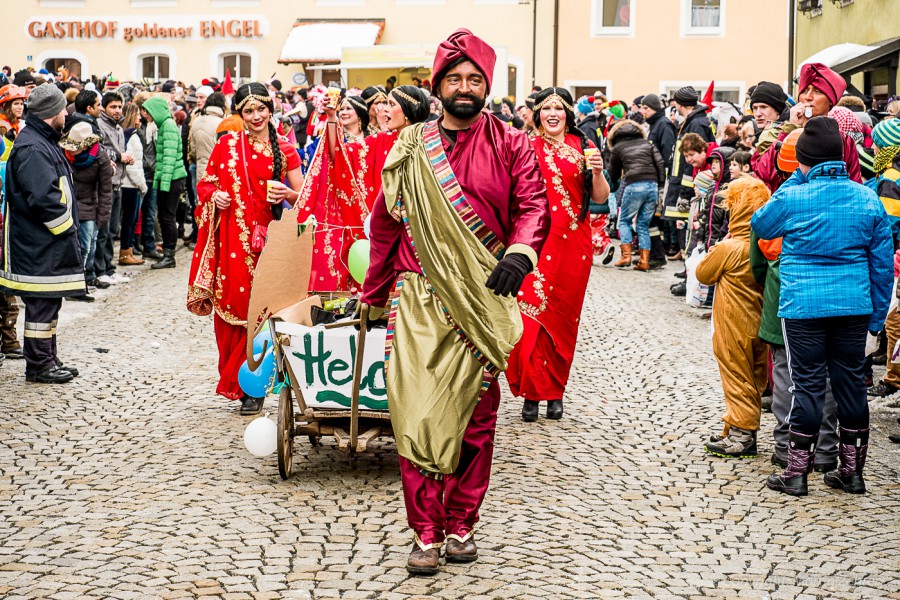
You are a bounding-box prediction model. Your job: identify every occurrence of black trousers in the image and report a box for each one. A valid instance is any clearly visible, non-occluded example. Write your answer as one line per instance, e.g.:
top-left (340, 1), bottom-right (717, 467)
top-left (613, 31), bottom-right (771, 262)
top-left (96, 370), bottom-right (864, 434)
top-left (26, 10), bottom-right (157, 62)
top-left (23, 297), bottom-right (62, 376)
top-left (157, 178), bottom-right (186, 251)
top-left (783, 316), bottom-right (870, 435)
top-left (93, 187), bottom-right (122, 278)
top-left (649, 215), bottom-right (666, 261)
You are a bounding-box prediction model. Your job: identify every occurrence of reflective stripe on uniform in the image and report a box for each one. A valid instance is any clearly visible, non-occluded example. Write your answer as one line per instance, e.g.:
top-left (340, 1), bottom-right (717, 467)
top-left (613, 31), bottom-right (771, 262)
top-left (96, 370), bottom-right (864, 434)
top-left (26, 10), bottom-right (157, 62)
top-left (44, 176), bottom-right (75, 235)
top-left (45, 212), bottom-right (73, 235)
top-left (0, 271), bottom-right (86, 294)
top-left (664, 207), bottom-right (691, 219)
top-left (24, 321), bottom-right (53, 339)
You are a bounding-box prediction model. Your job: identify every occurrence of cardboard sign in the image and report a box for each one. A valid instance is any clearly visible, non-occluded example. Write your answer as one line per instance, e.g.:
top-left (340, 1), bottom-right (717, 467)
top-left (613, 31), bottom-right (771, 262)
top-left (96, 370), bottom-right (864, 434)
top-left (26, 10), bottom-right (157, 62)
top-left (245, 208), bottom-right (314, 370)
top-left (277, 322), bottom-right (388, 411)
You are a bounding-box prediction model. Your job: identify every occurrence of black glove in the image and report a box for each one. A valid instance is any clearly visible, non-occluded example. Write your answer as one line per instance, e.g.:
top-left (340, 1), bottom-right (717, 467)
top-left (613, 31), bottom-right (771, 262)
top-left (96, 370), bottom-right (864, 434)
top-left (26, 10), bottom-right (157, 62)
top-left (354, 307), bottom-right (386, 331)
top-left (485, 253), bottom-right (532, 297)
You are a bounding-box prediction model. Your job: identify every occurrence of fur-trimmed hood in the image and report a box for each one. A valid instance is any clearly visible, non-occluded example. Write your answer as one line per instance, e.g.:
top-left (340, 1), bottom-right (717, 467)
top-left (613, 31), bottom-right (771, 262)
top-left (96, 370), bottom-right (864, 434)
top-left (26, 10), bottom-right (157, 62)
top-left (607, 119), bottom-right (645, 149)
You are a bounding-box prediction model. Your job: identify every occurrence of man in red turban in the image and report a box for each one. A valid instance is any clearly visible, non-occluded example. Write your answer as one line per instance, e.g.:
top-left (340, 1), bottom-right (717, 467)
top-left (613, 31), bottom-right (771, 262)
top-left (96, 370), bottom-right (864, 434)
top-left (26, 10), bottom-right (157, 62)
top-left (752, 63), bottom-right (861, 191)
top-left (361, 28), bottom-right (549, 575)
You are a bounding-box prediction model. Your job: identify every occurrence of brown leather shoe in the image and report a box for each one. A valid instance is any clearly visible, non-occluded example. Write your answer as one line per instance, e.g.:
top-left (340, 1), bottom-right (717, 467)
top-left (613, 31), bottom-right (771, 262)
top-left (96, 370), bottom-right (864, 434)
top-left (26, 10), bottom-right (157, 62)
top-left (406, 544), bottom-right (440, 575)
top-left (445, 535), bottom-right (478, 563)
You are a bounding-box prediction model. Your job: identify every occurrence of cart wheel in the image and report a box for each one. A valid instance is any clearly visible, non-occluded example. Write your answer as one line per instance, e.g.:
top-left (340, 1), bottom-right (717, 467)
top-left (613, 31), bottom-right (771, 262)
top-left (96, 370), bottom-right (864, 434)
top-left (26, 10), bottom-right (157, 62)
top-left (277, 385), bottom-right (294, 480)
top-left (308, 435), bottom-right (320, 447)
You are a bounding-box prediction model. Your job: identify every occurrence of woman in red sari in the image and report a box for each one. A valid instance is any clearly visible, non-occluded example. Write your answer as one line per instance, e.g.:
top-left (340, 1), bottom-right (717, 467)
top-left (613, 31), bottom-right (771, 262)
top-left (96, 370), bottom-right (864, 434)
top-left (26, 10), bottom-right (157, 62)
top-left (294, 85), bottom-right (430, 291)
top-left (506, 87), bottom-right (610, 422)
top-left (187, 83), bottom-right (304, 415)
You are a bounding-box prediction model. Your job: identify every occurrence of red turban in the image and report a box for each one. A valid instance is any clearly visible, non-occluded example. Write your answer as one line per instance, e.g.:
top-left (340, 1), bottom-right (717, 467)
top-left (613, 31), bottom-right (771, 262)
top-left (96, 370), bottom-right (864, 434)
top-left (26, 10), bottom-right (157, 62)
top-left (798, 63), bottom-right (846, 107)
top-left (432, 28), bottom-right (497, 93)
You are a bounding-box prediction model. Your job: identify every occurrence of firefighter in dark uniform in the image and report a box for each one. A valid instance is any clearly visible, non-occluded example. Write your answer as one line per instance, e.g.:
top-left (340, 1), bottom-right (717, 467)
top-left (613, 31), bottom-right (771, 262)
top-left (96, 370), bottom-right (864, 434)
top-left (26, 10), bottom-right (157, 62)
top-left (0, 84), bottom-right (86, 383)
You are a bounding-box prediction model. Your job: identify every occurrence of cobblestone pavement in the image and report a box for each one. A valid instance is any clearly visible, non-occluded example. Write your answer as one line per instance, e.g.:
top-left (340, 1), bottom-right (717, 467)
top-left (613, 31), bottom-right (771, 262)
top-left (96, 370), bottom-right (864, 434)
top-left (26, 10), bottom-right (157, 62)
top-left (1, 246), bottom-right (899, 600)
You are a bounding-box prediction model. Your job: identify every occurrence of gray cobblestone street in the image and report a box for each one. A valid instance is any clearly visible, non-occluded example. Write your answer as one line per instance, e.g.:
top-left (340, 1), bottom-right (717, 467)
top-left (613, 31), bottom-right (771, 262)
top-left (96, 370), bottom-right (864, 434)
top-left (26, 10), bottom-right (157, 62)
top-left (1, 247), bottom-right (898, 599)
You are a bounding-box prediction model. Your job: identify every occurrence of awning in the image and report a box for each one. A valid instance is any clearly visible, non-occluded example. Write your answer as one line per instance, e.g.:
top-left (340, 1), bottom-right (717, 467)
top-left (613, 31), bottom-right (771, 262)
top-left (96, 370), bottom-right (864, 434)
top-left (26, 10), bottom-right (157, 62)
top-left (797, 43), bottom-right (873, 75)
top-left (278, 19), bottom-right (385, 64)
top-left (831, 38), bottom-right (900, 76)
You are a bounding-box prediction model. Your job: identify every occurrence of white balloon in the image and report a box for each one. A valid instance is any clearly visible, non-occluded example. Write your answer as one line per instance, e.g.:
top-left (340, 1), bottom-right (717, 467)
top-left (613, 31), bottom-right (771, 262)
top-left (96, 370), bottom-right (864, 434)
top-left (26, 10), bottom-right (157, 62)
top-left (243, 415), bottom-right (277, 457)
top-left (363, 214), bottom-right (372, 239)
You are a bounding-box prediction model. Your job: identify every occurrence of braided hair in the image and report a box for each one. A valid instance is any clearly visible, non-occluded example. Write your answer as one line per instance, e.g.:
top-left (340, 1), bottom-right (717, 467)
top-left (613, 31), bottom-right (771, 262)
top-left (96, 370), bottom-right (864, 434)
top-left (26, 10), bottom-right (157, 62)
top-left (533, 87), bottom-right (593, 221)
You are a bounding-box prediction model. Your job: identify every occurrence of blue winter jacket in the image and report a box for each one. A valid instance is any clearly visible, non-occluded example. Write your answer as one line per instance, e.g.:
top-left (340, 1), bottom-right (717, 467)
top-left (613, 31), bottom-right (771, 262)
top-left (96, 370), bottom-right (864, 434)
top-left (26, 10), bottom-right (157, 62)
top-left (751, 161), bottom-right (893, 332)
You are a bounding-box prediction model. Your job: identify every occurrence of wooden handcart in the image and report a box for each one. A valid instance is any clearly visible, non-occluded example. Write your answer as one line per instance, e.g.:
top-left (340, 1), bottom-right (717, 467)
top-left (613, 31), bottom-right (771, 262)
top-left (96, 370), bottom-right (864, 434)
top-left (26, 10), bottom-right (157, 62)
top-left (269, 302), bottom-right (394, 479)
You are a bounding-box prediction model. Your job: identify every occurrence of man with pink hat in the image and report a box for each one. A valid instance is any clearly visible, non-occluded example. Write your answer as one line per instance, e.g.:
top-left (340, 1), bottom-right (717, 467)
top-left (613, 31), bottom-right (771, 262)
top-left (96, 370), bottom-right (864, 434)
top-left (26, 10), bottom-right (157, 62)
top-left (754, 63), bottom-right (861, 191)
top-left (360, 28), bottom-right (549, 575)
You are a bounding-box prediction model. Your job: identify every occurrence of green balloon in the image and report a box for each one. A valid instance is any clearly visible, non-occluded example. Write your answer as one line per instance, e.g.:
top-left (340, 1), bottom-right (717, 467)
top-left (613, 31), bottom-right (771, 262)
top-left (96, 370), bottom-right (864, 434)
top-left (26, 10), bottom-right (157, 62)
top-left (348, 239), bottom-right (371, 284)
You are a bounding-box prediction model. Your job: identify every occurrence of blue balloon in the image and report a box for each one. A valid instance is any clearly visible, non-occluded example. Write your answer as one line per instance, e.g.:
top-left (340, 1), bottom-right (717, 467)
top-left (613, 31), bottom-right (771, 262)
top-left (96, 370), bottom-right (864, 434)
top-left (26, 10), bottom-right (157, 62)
top-left (238, 348), bottom-right (277, 398)
top-left (252, 329), bottom-right (273, 355)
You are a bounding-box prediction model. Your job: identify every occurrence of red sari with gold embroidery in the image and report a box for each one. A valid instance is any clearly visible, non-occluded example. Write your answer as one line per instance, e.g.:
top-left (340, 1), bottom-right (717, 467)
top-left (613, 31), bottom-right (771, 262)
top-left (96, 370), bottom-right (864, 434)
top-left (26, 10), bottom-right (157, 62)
top-left (506, 133), bottom-right (593, 402)
top-left (332, 130), bottom-right (398, 212)
top-left (294, 132), bottom-right (375, 291)
top-left (187, 130), bottom-right (301, 400)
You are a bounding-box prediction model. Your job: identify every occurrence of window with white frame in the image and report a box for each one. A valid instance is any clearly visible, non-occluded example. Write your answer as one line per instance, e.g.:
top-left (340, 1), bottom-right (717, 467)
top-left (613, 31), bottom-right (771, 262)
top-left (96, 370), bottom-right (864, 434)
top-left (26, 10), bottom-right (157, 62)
top-left (682, 0), bottom-right (724, 36)
top-left (222, 53), bottom-right (252, 81)
top-left (141, 55), bottom-right (170, 80)
top-left (591, 0), bottom-right (634, 36)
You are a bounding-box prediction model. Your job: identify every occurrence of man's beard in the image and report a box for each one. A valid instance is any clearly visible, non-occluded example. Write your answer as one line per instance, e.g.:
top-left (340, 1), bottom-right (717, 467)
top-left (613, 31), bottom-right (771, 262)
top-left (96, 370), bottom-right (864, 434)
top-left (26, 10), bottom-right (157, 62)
top-left (441, 92), bottom-right (486, 119)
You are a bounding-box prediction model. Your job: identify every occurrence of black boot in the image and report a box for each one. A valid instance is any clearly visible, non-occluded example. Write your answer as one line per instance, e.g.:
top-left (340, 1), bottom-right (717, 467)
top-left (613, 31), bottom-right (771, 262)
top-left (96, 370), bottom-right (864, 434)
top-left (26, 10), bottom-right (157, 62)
top-left (521, 400), bottom-right (539, 422)
top-left (546, 399), bottom-right (563, 420)
top-left (144, 248), bottom-right (164, 260)
top-left (766, 431), bottom-right (816, 496)
top-left (239, 395), bottom-right (265, 416)
top-left (823, 427), bottom-right (868, 494)
top-left (151, 249), bottom-right (176, 270)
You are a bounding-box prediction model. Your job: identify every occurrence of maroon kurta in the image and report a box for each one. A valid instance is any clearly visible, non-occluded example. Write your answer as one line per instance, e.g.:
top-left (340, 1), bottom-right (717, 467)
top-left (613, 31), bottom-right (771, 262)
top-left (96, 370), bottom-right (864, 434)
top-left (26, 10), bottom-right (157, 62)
top-left (361, 113), bottom-right (549, 309)
top-left (361, 112), bottom-right (549, 548)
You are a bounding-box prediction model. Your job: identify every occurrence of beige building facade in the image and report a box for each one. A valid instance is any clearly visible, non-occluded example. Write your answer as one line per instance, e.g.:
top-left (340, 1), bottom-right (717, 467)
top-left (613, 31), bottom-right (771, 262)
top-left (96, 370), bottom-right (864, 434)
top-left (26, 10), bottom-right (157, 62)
top-left (4, 0), bottom-right (556, 102)
top-left (557, 0), bottom-right (790, 104)
top-left (794, 0), bottom-right (900, 100)
top-left (6, 0), bottom-right (788, 105)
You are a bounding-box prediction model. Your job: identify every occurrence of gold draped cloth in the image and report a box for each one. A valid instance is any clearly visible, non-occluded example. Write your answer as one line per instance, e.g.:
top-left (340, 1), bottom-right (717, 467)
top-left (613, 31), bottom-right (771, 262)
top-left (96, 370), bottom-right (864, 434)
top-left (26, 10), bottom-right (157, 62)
top-left (382, 121), bottom-right (523, 476)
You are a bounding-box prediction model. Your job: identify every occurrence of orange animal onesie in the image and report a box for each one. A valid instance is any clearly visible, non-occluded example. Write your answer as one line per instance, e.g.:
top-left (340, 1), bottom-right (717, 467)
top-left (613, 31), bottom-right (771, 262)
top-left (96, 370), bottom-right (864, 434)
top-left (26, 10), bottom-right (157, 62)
top-left (696, 177), bottom-right (771, 435)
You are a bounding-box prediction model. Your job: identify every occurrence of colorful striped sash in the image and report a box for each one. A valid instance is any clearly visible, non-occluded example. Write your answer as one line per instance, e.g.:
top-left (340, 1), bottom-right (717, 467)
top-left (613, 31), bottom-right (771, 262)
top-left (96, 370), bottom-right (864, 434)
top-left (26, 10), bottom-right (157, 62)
top-left (421, 120), bottom-right (506, 260)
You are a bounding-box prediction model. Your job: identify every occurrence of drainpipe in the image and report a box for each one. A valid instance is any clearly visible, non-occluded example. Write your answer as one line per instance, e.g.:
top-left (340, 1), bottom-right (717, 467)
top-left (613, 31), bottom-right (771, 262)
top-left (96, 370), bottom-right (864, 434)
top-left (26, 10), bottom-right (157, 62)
top-left (531, 0), bottom-right (538, 89)
top-left (552, 0), bottom-right (559, 86)
top-left (788, 0), bottom-right (796, 95)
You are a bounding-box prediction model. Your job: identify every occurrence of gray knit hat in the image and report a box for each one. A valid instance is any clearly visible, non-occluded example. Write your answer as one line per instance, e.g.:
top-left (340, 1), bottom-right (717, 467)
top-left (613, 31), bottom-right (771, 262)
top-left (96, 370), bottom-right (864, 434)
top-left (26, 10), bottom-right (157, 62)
top-left (640, 93), bottom-right (663, 112)
top-left (27, 84), bottom-right (67, 119)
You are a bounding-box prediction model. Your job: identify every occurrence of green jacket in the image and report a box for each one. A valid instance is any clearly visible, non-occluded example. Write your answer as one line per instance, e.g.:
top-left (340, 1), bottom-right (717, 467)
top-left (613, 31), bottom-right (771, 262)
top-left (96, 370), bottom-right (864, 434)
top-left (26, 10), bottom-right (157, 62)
top-left (749, 230), bottom-right (782, 346)
top-left (143, 97), bottom-right (187, 192)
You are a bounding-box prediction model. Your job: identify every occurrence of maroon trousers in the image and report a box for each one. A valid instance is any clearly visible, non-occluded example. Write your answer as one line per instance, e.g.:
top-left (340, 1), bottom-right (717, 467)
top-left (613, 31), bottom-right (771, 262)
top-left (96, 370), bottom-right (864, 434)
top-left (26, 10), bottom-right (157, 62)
top-left (398, 377), bottom-right (501, 548)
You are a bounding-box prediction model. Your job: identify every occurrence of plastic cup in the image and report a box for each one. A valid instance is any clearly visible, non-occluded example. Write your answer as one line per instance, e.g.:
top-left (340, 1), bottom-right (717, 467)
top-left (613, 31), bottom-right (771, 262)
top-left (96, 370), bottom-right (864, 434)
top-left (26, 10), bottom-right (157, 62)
top-left (326, 87), bottom-right (341, 108)
top-left (266, 180), bottom-right (279, 202)
top-left (584, 147), bottom-right (598, 159)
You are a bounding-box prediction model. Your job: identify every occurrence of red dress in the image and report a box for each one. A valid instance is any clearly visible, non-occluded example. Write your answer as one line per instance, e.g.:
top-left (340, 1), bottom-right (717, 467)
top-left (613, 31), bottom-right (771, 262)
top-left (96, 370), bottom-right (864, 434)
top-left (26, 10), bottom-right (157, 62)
top-left (332, 130), bottom-right (398, 212)
top-left (187, 130), bottom-right (301, 400)
top-left (506, 133), bottom-right (593, 402)
top-left (294, 131), bottom-right (397, 292)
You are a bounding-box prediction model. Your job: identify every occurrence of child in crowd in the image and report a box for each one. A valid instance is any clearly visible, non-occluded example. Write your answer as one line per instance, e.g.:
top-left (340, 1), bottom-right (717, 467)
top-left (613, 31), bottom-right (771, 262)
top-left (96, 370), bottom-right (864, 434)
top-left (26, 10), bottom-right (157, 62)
top-left (695, 147), bottom-right (734, 252)
top-left (730, 150), bottom-right (752, 179)
top-left (697, 177), bottom-right (772, 458)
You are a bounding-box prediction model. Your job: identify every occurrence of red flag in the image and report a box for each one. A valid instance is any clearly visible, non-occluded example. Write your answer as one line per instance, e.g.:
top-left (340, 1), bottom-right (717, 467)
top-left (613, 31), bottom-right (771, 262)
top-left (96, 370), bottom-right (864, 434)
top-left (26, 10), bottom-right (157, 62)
top-left (702, 80), bottom-right (715, 112)
top-left (222, 69), bottom-right (235, 95)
